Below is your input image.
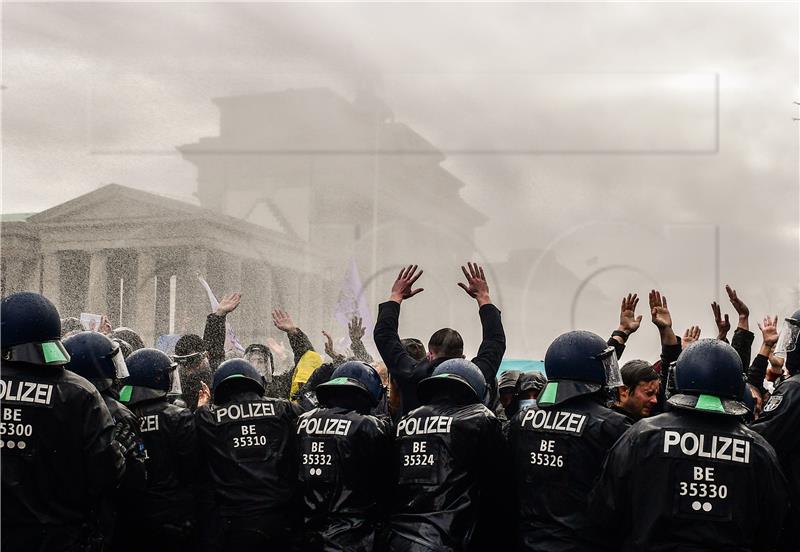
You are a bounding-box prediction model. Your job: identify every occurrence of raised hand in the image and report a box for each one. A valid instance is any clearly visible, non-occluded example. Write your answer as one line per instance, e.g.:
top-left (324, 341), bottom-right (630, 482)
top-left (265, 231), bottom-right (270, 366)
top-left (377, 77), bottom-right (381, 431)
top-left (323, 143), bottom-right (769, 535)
top-left (618, 293), bottom-right (643, 335)
top-left (272, 309), bottom-right (298, 335)
top-left (725, 285), bottom-right (750, 331)
top-left (711, 301), bottom-right (730, 340)
top-left (348, 316), bottom-right (366, 341)
top-left (648, 290), bottom-right (672, 330)
top-left (682, 325), bottom-right (701, 347)
top-left (216, 292), bottom-right (242, 316)
top-left (458, 262), bottom-right (491, 306)
top-left (99, 315), bottom-right (113, 335)
top-left (198, 381), bottom-right (211, 408)
top-left (322, 330), bottom-right (343, 361)
top-left (390, 265), bottom-right (424, 303)
top-left (758, 315), bottom-right (780, 348)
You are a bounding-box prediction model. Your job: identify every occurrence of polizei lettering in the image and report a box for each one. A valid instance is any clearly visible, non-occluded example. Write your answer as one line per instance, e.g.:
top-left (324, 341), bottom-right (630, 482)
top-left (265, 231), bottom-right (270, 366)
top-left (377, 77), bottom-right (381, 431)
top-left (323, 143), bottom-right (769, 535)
top-left (215, 402), bottom-right (275, 423)
top-left (396, 416), bottom-right (453, 437)
top-left (0, 380), bottom-right (53, 406)
top-left (297, 417), bottom-right (353, 436)
top-left (521, 408), bottom-right (587, 436)
top-left (662, 430), bottom-right (751, 464)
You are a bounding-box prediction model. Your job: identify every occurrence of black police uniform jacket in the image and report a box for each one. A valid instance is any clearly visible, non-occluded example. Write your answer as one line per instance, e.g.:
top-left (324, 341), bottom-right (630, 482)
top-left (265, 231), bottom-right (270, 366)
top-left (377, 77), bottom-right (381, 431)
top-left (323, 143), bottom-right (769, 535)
top-left (125, 390), bottom-right (198, 526)
top-left (102, 393), bottom-right (147, 491)
top-left (0, 363), bottom-right (124, 532)
top-left (387, 400), bottom-right (505, 552)
top-left (751, 373), bottom-right (800, 550)
top-left (592, 409), bottom-right (788, 552)
top-left (297, 406), bottom-right (393, 552)
top-left (195, 390), bottom-right (301, 517)
top-left (507, 394), bottom-right (630, 552)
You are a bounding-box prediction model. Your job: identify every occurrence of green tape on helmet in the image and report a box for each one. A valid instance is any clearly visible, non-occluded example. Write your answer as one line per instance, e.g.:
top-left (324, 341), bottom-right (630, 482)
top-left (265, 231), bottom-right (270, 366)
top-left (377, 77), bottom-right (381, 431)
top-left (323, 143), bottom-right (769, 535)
top-left (119, 385), bottom-right (133, 403)
top-left (538, 381), bottom-right (558, 405)
top-left (41, 342), bottom-right (67, 364)
top-left (695, 394), bottom-right (725, 413)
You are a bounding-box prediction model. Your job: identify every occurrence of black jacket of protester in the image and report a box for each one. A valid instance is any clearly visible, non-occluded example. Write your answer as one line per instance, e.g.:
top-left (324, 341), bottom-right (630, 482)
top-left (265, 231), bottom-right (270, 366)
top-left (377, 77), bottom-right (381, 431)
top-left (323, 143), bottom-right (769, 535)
top-left (0, 362), bottom-right (124, 548)
top-left (195, 390), bottom-right (301, 517)
top-left (506, 393), bottom-right (630, 552)
top-left (593, 409), bottom-right (787, 552)
top-left (125, 389), bottom-right (197, 527)
top-left (374, 301), bottom-right (506, 417)
top-left (297, 406), bottom-right (393, 552)
top-left (751, 373), bottom-right (800, 551)
top-left (386, 400), bottom-right (505, 552)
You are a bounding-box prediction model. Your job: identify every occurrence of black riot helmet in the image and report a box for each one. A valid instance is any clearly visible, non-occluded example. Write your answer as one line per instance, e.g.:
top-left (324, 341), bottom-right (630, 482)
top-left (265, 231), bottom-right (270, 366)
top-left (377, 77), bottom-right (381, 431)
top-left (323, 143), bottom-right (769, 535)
top-left (212, 358), bottom-right (265, 402)
top-left (120, 348), bottom-right (180, 403)
top-left (539, 330), bottom-right (622, 407)
top-left (667, 338), bottom-right (747, 416)
top-left (1, 292), bottom-right (70, 366)
top-left (316, 361), bottom-right (385, 409)
top-left (64, 331), bottom-right (129, 392)
top-left (418, 358), bottom-right (487, 405)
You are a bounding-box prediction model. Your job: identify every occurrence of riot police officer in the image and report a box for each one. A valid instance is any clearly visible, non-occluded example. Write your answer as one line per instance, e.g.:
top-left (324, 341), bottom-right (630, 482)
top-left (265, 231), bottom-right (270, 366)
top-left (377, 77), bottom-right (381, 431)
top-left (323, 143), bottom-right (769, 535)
top-left (119, 348), bottom-right (197, 551)
top-left (298, 361), bottom-right (392, 552)
top-left (507, 330), bottom-right (630, 552)
top-left (194, 358), bottom-right (301, 550)
top-left (63, 331), bottom-right (147, 546)
top-left (1, 292), bottom-right (125, 551)
top-left (386, 358), bottom-right (505, 552)
top-left (752, 309), bottom-right (800, 551)
top-left (593, 339), bottom-right (788, 551)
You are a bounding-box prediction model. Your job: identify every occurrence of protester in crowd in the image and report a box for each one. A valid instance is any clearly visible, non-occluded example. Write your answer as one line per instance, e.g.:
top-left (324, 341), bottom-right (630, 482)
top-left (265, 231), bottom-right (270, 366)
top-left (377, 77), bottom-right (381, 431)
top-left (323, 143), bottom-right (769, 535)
top-left (498, 369), bottom-right (522, 410)
top-left (173, 334), bottom-right (214, 412)
top-left (515, 371), bottom-right (547, 412)
top-left (60, 316), bottom-right (83, 338)
top-left (63, 331), bottom-right (147, 547)
top-left (298, 361), bottom-right (391, 551)
top-left (611, 359), bottom-right (660, 422)
top-left (374, 263), bottom-right (506, 418)
top-left (1, 292), bottom-right (126, 551)
top-left (752, 308), bottom-right (800, 551)
top-left (386, 358), bottom-right (506, 552)
top-left (592, 339), bottom-right (788, 551)
top-left (120, 348), bottom-right (198, 551)
top-left (508, 329), bottom-right (631, 552)
top-left (195, 359), bottom-right (301, 550)
top-left (110, 326), bottom-right (146, 352)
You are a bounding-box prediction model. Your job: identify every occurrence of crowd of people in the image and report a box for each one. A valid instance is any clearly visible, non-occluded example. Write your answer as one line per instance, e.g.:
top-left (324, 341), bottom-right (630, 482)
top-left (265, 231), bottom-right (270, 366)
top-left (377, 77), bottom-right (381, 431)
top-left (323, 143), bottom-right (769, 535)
top-left (2, 261), bottom-right (800, 552)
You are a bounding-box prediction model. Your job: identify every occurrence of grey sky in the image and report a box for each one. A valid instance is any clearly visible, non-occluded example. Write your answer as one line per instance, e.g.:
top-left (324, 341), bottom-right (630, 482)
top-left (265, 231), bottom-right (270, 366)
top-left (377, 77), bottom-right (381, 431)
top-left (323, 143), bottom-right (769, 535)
top-left (2, 2), bottom-right (798, 359)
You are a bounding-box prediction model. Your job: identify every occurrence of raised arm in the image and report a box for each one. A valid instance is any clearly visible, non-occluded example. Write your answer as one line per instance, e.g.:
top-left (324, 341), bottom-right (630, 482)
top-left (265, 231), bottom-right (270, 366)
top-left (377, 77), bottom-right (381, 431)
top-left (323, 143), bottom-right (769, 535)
top-left (727, 285), bottom-right (754, 371)
top-left (272, 308), bottom-right (314, 366)
top-left (460, 263), bottom-right (506, 383)
top-left (373, 265), bottom-right (424, 384)
top-left (203, 292), bottom-right (241, 372)
top-left (348, 316), bottom-right (374, 363)
top-left (650, 289), bottom-right (679, 406)
top-left (608, 293), bottom-right (643, 360)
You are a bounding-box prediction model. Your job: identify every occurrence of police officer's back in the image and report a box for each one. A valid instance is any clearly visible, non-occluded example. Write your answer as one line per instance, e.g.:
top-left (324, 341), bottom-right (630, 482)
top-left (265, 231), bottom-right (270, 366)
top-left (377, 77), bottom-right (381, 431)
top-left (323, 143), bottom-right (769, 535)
top-left (298, 361), bottom-right (392, 552)
top-left (119, 348), bottom-right (197, 550)
top-left (592, 339), bottom-right (788, 551)
top-left (507, 330), bottom-right (630, 552)
top-left (751, 310), bottom-right (800, 551)
top-left (0, 292), bottom-right (125, 551)
top-left (194, 358), bottom-right (301, 550)
top-left (387, 359), bottom-right (505, 552)
top-left (63, 331), bottom-right (147, 544)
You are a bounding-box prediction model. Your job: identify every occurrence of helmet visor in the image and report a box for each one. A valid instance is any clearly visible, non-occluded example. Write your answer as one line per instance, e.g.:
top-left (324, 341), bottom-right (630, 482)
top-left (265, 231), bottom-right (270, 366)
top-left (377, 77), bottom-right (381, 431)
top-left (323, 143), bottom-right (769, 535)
top-left (108, 344), bottom-right (129, 379)
top-left (774, 319), bottom-right (800, 358)
top-left (596, 347), bottom-right (622, 388)
top-left (3, 340), bottom-right (70, 366)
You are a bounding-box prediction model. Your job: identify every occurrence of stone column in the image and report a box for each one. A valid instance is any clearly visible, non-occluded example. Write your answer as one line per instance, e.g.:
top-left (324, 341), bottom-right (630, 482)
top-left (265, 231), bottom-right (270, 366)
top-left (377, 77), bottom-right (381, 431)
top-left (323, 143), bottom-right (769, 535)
top-left (86, 250), bottom-right (110, 315)
top-left (40, 253), bottom-right (61, 311)
top-left (134, 250), bottom-right (158, 347)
